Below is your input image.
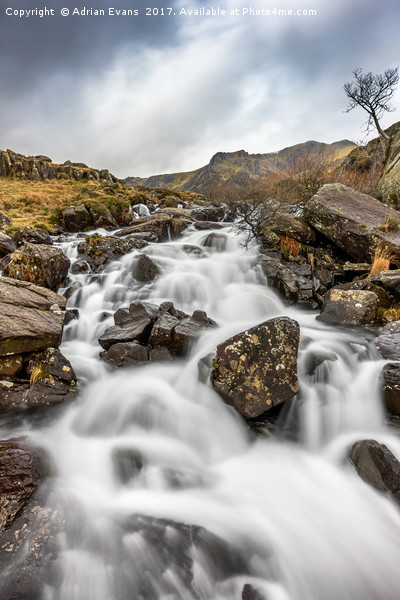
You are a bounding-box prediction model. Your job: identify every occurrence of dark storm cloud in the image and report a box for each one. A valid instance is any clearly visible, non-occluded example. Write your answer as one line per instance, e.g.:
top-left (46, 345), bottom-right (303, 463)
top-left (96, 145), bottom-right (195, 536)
top-left (0, 0), bottom-right (182, 95)
top-left (1, 0), bottom-right (400, 176)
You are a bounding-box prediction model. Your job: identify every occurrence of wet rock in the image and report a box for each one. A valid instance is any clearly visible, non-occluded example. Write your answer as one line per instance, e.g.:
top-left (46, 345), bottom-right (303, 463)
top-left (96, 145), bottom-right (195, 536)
top-left (377, 321), bottom-right (400, 361)
top-left (25, 348), bottom-right (77, 408)
top-left (0, 277), bottom-right (66, 356)
top-left (0, 348), bottom-right (77, 411)
top-left (102, 341), bottom-right (149, 367)
top-left (0, 500), bottom-right (62, 600)
top-left (0, 233), bottom-right (17, 257)
top-left (190, 205), bottom-right (225, 221)
top-left (133, 254), bottom-right (159, 282)
top-left (260, 252), bottom-right (316, 306)
top-left (62, 203), bottom-right (92, 232)
top-left (13, 226), bottom-right (53, 246)
top-left (193, 220), bottom-right (227, 230)
top-left (64, 308), bottom-right (79, 326)
top-left (116, 215), bottom-right (190, 242)
top-left (304, 183), bottom-right (400, 261)
top-left (70, 259), bottom-right (91, 274)
top-left (382, 362), bottom-right (400, 416)
top-left (317, 287), bottom-right (379, 325)
top-left (99, 302), bottom-right (159, 351)
top-left (370, 270), bottom-right (400, 302)
top-left (2, 242), bottom-right (70, 289)
top-left (77, 234), bottom-right (146, 271)
top-left (112, 448), bottom-right (144, 483)
top-left (115, 515), bottom-right (248, 599)
top-left (211, 317), bottom-right (300, 418)
top-left (0, 439), bottom-right (45, 533)
top-left (242, 583), bottom-right (266, 600)
top-left (0, 211), bottom-right (12, 230)
top-left (100, 302), bottom-right (216, 366)
top-left (349, 439), bottom-right (400, 505)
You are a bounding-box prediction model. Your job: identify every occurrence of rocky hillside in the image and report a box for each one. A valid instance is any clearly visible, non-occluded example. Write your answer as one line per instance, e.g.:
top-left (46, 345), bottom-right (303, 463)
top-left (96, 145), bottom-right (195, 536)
top-left (125, 140), bottom-right (357, 193)
top-left (0, 149), bottom-right (120, 184)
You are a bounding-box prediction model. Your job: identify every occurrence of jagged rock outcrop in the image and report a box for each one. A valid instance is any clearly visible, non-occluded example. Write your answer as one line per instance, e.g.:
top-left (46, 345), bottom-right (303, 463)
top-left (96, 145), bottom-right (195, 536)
top-left (349, 439), bottom-right (400, 505)
top-left (304, 183), bottom-right (400, 262)
top-left (0, 149), bottom-right (119, 184)
top-left (211, 318), bottom-right (300, 418)
top-left (1, 243), bottom-right (70, 289)
top-left (99, 301), bottom-right (216, 367)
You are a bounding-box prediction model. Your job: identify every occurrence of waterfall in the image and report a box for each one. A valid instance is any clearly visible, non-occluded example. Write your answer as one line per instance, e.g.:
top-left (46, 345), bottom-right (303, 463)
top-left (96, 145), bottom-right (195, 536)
top-left (7, 227), bottom-right (400, 599)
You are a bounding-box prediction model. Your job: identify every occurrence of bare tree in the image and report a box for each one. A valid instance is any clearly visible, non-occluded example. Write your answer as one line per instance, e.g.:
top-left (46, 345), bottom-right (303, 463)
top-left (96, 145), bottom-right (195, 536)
top-left (344, 67), bottom-right (399, 150)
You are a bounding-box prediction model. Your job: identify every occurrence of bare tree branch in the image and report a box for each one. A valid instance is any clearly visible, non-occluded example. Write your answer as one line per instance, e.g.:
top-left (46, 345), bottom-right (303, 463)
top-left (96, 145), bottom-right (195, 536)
top-left (344, 67), bottom-right (399, 150)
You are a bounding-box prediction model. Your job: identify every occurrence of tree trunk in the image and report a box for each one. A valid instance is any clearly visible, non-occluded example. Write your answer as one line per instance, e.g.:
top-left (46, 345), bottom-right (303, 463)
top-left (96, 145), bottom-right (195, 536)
top-left (372, 112), bottom-right (390, 151)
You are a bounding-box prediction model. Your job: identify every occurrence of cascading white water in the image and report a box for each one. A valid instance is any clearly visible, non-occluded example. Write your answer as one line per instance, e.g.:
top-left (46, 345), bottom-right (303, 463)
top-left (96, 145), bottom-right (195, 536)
top-left (20, 227), bottom-right (400, 598)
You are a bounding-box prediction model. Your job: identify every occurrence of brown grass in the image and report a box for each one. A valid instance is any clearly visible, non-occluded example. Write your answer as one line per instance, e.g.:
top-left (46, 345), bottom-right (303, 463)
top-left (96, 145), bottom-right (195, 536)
top-left (280, 235), bottom-right (301, 259)
top-left (367, 243), bottom-right (393, 278)
top-left (29, 364), bottom-right (47, 385)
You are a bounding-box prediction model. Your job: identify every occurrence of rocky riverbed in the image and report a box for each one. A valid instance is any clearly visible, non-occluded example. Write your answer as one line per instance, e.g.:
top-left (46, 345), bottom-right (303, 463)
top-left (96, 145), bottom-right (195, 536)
top-left (2, 184), bottom-right (400, 599)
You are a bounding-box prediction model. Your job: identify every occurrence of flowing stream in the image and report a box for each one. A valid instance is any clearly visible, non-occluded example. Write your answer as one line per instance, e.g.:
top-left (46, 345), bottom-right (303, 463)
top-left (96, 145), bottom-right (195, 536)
top-left (4, 226), bottom-right (400, 599)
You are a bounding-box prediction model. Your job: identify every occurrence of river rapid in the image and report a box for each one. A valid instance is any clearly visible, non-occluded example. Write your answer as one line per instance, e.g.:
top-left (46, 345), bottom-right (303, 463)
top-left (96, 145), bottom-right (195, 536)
top-left (4, 225), bottom-right (400, 600)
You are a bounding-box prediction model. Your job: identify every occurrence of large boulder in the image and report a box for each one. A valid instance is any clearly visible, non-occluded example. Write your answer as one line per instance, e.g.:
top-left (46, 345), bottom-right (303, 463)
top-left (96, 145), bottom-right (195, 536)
top-left (0, 277), bottom-right (66, 356)
top-left (261, 211), bottom-right (316, 245)
top-left (349, 439), bottom-right (400, 505)
top-left (317, 287), bottom-right (379, 325)
top-left (304, 183), bottom-right (400, 261)
top-left (0, 233), bottom-right (17, 257)
top-left (211, 317), bottom-right (300, 418)
top-left (62, 203), bottom-right (92, 232)
top-left (13, 227), bottom-right (53, 246)
top-left (76, 234), bottom-right (147, 271)
top-left (1, 242), bottom-right (70, 289)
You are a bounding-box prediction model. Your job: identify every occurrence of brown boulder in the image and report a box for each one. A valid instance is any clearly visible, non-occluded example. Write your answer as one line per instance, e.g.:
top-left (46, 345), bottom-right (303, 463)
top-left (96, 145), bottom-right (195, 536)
top-left (304, 183), bottom-right (400, 261)
top-left (317, 287), bottom-right (379, 325)
top-left (0, 277), bottom-right (66, 356)
top-left (2, 242), bottom-right (70, 289)
top-left (13, 226), bottom-right (53, 246)
top-left (62, 203), bottom-right (92, 232)
top-left (211, 317), bottom-right (300, 418)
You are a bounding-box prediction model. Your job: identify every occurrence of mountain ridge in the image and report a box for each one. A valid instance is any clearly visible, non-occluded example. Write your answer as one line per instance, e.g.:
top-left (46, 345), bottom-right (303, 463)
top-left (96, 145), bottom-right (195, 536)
top-left (125, 139), bottom-right (357, 193)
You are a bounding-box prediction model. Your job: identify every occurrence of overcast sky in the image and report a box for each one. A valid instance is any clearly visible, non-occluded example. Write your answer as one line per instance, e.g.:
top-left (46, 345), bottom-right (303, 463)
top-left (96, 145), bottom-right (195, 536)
top-left (1, 0), bottom-right (399, 178)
